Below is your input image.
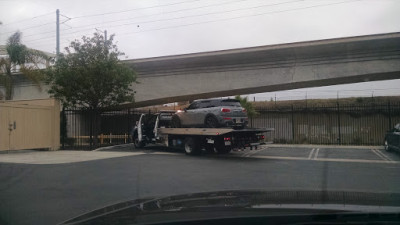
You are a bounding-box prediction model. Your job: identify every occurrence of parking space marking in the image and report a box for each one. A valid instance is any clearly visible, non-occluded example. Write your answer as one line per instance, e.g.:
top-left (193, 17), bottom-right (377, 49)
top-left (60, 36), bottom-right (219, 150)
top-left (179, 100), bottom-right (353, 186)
top-left (376, 150), bottom-right (394, 161)
top-left (371, 149), bottom-right (394, 162)
top-left (249, 155), bottom-right (400, 164)
top-left (308, 148), bottom-right (315, 159)
top-left (242, 147), bottom-right (267, 157)
top-left (371, 149), bottom-right (387, 161)
top-left (313, 148), bottom-right (320, 160)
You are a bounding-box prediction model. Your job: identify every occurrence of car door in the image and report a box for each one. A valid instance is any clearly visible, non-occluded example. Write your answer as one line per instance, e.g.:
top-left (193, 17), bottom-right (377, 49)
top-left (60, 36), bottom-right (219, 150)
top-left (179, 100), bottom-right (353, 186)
top-left (182, 102), bottom-right (200, 126)
top-left (195, 101), bottom-right (211, 126)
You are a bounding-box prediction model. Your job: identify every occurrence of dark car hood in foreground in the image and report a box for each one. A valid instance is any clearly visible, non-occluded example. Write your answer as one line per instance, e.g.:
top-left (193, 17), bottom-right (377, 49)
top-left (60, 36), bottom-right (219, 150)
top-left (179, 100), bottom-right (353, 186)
top-left (60, 190), bottom-right (400, 225)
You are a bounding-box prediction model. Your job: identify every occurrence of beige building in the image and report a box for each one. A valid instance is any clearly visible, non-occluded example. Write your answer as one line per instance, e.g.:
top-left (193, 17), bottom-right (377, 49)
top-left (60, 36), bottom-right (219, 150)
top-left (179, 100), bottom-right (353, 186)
top-left (0, 98), bottom-right (60, 151)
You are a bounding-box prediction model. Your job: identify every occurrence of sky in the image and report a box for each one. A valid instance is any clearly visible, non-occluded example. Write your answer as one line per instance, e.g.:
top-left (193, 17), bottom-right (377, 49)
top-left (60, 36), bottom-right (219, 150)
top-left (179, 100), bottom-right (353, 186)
top-left (0, 0), bottom-right (399, 101)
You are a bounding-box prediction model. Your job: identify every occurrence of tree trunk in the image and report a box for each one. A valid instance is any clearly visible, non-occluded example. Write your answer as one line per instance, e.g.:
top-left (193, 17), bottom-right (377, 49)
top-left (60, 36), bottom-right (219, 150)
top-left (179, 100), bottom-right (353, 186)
top-left (5, 74), bottom-right (13, 100)
top-left (92, 109), bottom-right (100, 148)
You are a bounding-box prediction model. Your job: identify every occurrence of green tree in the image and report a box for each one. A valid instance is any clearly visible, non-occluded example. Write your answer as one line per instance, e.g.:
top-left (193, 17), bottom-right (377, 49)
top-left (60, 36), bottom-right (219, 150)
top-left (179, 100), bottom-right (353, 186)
top-left (0, 31), bottom-right (50, 100)
top-left (46, 32), bottom-right (136, 148)
top-left (46, 32), bottom-right (136, 110)
top-left (235, 95), bottom-right (258, 118)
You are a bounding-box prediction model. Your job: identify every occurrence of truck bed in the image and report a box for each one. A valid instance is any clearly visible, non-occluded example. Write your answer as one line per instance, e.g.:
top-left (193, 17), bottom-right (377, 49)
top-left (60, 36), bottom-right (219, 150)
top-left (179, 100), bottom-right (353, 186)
top-left (158, 128), bottom-right (274, 136)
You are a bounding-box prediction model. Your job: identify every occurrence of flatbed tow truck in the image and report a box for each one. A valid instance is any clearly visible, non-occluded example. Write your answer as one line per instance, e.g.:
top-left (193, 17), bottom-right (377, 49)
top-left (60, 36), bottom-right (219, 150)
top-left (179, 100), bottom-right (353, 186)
top-left (133, 111), bottom-right (274, 155)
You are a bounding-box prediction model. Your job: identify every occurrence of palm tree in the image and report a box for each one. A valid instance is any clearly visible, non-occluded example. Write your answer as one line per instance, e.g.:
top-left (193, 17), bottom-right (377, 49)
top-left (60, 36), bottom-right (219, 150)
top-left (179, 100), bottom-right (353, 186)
top-left (0, 31), bottom-right (52, 100)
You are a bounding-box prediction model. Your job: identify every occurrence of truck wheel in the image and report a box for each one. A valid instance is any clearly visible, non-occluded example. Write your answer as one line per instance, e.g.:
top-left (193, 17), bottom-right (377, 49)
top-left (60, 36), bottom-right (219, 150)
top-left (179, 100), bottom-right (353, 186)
top-left (205, 144), bottom-right (215, 153)
top-left (184, 137), bottom-right (201, 155)
top-left (171, 116), bottom-right (181, 128)
top-left (215, 139), bottom-right (231, 154)
top-left (205, 116), bottom-right (218, 128)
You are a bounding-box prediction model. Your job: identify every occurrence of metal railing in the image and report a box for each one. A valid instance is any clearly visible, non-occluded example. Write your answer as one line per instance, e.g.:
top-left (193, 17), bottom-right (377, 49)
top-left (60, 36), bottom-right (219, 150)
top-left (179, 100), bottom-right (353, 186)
top-left (251, 102), bottom-right (400, 145)
top-left (61, 101), bottom-right (400, 149)
top-left (61, 109), bottom-right (151, 150)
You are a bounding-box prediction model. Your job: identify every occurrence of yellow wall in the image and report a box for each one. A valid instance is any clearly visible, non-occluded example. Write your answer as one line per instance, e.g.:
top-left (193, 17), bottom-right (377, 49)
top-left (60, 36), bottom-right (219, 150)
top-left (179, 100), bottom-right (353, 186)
top-left (0, 99), bottom-right (60, 151)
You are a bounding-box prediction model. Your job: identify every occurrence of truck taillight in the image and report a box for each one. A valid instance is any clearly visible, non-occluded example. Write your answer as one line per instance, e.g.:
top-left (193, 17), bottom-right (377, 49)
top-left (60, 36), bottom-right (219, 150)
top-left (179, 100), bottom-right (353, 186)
top-left (259, 135), bottom-right (265, 140)
top-left (224, 137), bottom-right (231, 141)
top-left (242, 108), bottom-right (247, 113)
top-left (221, 108), bottom-right (231, 113)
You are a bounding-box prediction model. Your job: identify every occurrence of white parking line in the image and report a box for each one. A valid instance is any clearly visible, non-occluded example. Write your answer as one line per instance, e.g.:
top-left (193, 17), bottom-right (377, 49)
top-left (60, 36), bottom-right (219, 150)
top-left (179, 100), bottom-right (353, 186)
top-left (313, 148), bottom-right (320, 160)
top-left (371, 149), bottom-right (394, 162)
top-left (371, 149), bottom-right (388, 161)
top-left (249, 155), bottom-right (400, 164)
top-left (308, 148), bottom-right (315, 159)
top-left (243, 148), bottom-right (267, 157)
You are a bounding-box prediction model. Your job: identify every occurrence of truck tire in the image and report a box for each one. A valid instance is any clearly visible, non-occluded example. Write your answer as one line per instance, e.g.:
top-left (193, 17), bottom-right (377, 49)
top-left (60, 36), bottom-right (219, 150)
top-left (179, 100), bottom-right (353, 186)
top-left (171, 116), bottom-right (181, 128)
top-left (205, 144), bottom-right (215, 153)
top-left (215, 139), bottom-right (231, 154)
top-left (184, 137), bottom-right (201, 155)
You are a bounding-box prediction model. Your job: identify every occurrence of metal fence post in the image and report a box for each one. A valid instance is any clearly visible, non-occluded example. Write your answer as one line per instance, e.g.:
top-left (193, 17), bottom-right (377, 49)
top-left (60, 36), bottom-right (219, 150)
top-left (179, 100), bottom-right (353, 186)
top-left (89, 110), bottom-right (93, 150)
top-left (388, 100), bottom-right (392, 130)
top-left (291, 104), bottom-right (295, 143)
top-left (337, 102), bottom-right (341, 145)
top-left (61, 107), bottom-right (66, 150)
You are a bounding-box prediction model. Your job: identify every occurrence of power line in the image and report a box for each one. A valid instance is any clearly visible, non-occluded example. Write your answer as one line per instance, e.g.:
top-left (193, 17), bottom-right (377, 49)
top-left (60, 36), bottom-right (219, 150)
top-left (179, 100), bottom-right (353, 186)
top-left (1, 0), bottom-right (204, 40)
top-left (117, 0), bottom-right (304, 31)
top-left (118, 0), bottom-right (363, 36)
top-left (21, 0), bottom-right (306, 44)
top-left (20, 0), bottom-right (251, 41)
top-left (21, 0), bottom-right (363, 45)
top-left (1, 21), bottom-right (54, 36)
top-left (72, 0), bottom-right (202, 19)
top-left (1, 11), bottom-right (53, 26)
top-left (51, 0), bottom-right (251, 34)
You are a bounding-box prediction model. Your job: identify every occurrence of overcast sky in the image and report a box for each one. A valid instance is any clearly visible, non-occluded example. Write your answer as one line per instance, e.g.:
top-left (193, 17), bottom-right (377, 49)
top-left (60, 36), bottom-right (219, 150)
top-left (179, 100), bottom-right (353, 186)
top-left (1, 0), bottom-right (399, 100)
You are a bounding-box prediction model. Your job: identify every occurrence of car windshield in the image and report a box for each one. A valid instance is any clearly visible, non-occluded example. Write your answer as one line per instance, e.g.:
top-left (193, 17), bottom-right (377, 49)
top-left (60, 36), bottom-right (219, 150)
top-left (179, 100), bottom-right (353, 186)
top-left (1, 1), bottom-right (400, 225)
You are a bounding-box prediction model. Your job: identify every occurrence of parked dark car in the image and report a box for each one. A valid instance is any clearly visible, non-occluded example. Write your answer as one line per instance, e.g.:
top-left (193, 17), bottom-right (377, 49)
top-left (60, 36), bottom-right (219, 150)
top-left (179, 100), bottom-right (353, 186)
top-left (384, 123), bottom-right (400, 152)
top-left (171, 98), bottom-right (248, 129)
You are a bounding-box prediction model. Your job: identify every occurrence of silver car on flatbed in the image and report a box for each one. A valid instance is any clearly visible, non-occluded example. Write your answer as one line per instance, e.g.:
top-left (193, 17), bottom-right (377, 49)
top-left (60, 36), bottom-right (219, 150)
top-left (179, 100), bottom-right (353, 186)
top-left (171, 98), bottom-right (248, 129)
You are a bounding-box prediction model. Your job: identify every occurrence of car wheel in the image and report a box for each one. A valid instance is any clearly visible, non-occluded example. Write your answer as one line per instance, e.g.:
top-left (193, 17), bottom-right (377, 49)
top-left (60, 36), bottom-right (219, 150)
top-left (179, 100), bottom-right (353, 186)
top-left (205, 115), bottom-right (219, 128)
top-left (384, 140), bottom-right (392, 152)
top-left (184, 137), bottom-right (201, 155)
top-left (171, 116), bottom-right (181, 128)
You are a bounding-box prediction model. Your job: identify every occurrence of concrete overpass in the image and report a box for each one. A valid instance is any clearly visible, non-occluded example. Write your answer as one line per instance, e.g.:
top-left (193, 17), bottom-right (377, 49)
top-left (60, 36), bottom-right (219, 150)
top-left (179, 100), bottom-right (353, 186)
top-left (7, 32), bottom-right (400, 107)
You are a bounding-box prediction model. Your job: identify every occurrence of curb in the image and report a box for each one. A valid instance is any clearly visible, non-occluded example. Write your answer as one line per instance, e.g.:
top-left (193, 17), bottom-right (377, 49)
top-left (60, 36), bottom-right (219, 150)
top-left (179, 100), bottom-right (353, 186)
top-left (93, 143), bottom-right (135, 152)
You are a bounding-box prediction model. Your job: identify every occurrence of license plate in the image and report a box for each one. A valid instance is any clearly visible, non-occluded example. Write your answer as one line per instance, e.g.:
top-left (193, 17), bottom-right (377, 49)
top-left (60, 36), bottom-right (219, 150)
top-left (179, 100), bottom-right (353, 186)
top-left (224, 141), bottom-right (231, 146)
top-left (207, 139), bottom-right (215, 144)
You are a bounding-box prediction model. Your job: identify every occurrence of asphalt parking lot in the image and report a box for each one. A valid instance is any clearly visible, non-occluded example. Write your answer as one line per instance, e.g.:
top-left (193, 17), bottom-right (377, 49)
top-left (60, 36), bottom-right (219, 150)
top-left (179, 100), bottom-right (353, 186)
top-left (96, 143), bottom-right (400, 165)
top-left (227, 145), bottom-right (400, 164)
top-left (1, 144), bottom-right (399, 225)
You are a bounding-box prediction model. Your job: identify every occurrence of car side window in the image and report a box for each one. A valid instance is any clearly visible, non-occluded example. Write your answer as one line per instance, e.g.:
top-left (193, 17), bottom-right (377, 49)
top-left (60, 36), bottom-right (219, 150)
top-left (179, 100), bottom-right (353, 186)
top-left (199, 101), bottom-right (211, 108)
top-left (187, 102), bottom-right (199, 110)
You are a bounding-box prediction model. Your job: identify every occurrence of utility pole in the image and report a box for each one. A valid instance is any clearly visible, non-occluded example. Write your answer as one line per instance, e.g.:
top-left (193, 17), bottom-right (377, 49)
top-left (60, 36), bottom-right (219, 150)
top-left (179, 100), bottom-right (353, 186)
top-left (104, 30), bottom-right (107, 41)
top-left (56, 9), bottom-right (60, 56)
